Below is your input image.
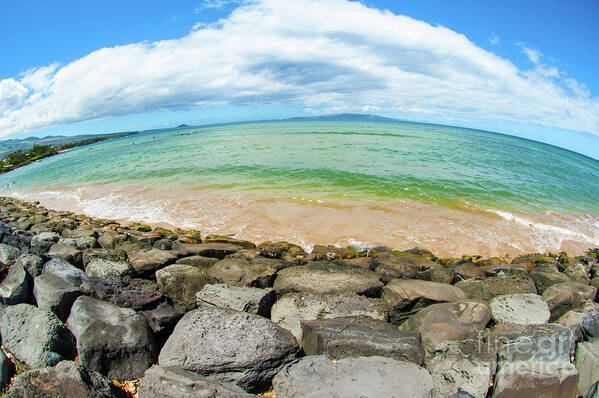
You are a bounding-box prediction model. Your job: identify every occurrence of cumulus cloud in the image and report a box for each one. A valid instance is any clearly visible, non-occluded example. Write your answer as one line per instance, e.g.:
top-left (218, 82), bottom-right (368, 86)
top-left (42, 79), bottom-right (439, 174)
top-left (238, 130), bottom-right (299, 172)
top-left (1, 0), bottom-right (598, 137)
top-left (489, 32), bottom-right (500, 45)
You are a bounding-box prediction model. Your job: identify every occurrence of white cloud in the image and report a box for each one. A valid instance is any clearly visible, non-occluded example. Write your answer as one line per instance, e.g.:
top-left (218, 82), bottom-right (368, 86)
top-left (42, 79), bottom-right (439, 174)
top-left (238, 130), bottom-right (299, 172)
top-left (489, 32), bottom-right (500, 45)
top-left (195, 0), bottom-right (245, 11)
top-left (1, 0), bottom-right (598, 137)
top-left (518, 43), bottom-right (541, 64)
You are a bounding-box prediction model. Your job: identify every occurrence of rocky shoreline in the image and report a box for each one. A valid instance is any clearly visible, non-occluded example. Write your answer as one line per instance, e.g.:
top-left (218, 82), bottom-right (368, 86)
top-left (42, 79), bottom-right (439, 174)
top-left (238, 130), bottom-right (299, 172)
top-left (0, 196), bottom-right (598, 397)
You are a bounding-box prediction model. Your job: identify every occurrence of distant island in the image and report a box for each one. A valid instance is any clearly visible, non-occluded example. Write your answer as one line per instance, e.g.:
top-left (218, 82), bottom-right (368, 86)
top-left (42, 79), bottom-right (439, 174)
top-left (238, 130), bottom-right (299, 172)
top-left (286, 113), bottom-right (401, 122)
top-left (0, 131), bottom-right (138, 175)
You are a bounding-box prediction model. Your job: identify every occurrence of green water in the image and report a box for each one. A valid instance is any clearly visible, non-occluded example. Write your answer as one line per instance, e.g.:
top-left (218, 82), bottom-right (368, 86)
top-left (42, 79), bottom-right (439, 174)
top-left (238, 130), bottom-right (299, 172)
top-left (2, 119), bottom-right (599, 216)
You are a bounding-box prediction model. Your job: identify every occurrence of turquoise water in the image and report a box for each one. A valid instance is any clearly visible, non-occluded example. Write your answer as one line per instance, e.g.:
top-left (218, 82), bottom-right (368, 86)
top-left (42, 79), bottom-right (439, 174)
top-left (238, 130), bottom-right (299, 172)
top-left (2, 119), bottom-right (599, 216)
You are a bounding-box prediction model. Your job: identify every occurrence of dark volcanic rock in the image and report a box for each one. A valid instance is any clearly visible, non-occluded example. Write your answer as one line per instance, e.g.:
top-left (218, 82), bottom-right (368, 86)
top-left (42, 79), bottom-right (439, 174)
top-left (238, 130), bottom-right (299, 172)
top-left (373, 251), bottom-right (442, 282)
top-left (85, 257), bottom-right (133, 278)
top-left (0, 349), bottom-right (15, 391)
top-left (173, 242), bottom-right (244, 259)
top-left (0, 243), bottom-right (21, 268)
top-left (67, 296), bottom-right (158, 380)
top-left (542, 282), bottom-right (597, 321)
top-left (79, 276), bottom-right (164, 310)
top-left (159, 307), bottom-right (300, 392)
top-left (6, 360), bottom-right (126, 398)
top-left (529, 263), bottom-right (573, 293)
top-left (30, 231), bottom-right (60, 254)
top-left (272, 355), bottom-right (434, 398)
top-left (33, 274), bottom-right (82, 321)
top-left (207, 256), bottom-right (291, 288)
top-left (454, 275), bottom-right (537, 301)
top-left (175, 255), bottom-right (219, 268)
top-left (272, 262), bottom-right (383, 297)
top-left (156, 264), bottom-right (214, 310)
top-left (47, 243), bottom-right (82, 266)
top-left (14, 253), bottom-right (44, 277)
top-left (301, 316), bottom-right (425, 364)
top-left (127, 248), bottom-right (177, 274)
top-left (196, 283), bottom-right (276, 317)
top-left (139, 365), bottom-right (255, 398)
top-left (0, 264), bottom-right (31, 305)
top-left (42, 257), bottom-right (87, 286)
top-left (140, 301), bottom-right (186, 347)
top-left (0, 303), bottom-right (76, 368)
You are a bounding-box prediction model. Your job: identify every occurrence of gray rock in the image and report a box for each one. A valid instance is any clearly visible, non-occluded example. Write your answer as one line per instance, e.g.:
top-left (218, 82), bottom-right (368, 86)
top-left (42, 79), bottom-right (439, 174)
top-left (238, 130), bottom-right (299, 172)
top-left (455, 275), bottom-right (537, 301)
top-left (153, 238), bottom-right (173, 250)
top-left (301, 316), bottom-right (424, 364)
top-left (173, 242), bottom-right (244, 259)
top-left (373, 251), bottom-right (442, 282)
top-left (0, 264), bottom-right (31, 305)
top-left (175, 255), bottom-right (219, 268)
top-left (382, 278), bottom-right (468, 324)
top-left (272, 262), bottom-right (383, 297)
top-left (59, 235), bottom-right (97, 250)
top-left (400, 300), bottom-right (491, 352)
top-left (33, 274), bottom-right (82, 321)
top-left (42, 257), bottom-right (87, 286)
top-left (425, 340), bottom-right (495, 398)
top-left (67, 296), bottom-right (157, 380)
top-left (14, 253), bottom-right (44, 277)
top-left (196, 283), bottom-right (276, 317)
top-left (85, 257), bottom-right (133, 278)
top-left (271, 292), bottom-right (387, 341)
top-left (491, 360), bottom-right (578, 398)
top-left (97, 233), bottom-right (117, 249)
top-left (82, 248), bottom-right (128, 267)
top-left (563, 262), bottom-right (591, 283)
top-left (0, 243), bottom-right (20, 266)
top-left (159, 307), bottom-right (299, 392)
top-left (140, 301), bottom-right (185, 346)
top-left (529, 264), bottom-right (572, 293)
top-left (156, 264), bottom-right (214, 310)
top-left (207, 257), bottom-right (291, 288)
top-left (0, 349), bottom-right (15, 391)
top-left (490, 293), bottom-right (550, 325)
top-left (79, 277), bottom-right (164, 310)
top-left (127, 248), bottom-right (177, 274)
top-left (273, 355), bottom-right (434, 398)
top-left (0, 303), bottom-right (75, 368)
top-left (542, 282), bottom-right (597, 321)
top-left (47, 243), bottom-right (82, 266)
top-left (576, 339), bottom-right (599, 397)
top-left (30, 231), bottom-right (60, 254)
top-left (139, 365), bottom-right (255, 398)
top-left (5, 360), bottom-right (126, 398)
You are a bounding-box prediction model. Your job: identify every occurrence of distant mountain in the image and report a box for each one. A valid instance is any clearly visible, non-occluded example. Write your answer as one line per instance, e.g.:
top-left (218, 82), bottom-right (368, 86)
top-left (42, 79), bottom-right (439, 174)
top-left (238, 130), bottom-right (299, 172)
top-left (286, 113), bottom-right (401, 122)
top-left (177, 124), bottom-right (190, 128)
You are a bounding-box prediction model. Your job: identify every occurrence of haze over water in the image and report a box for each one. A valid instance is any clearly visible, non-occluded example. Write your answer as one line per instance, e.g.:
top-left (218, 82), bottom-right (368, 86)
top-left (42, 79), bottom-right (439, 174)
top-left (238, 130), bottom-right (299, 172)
top-left (2, 119), bottom-right (599, 258)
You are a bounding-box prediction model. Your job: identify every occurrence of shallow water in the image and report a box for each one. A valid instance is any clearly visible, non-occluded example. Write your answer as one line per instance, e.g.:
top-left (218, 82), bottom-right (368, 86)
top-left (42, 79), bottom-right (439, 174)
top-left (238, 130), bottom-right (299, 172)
top-left (2, 119), bottom-right (599, 257)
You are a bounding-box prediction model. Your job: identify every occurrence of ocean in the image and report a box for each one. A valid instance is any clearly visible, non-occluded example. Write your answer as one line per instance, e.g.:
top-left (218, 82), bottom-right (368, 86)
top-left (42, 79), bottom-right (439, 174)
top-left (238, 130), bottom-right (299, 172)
top-left (2, 119), bottom-right (598, 258)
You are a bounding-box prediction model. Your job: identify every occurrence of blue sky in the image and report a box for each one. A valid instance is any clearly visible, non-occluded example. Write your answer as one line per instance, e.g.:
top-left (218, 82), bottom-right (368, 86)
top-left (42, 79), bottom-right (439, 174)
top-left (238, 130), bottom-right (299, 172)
top-left (1, 0), bottom-right (598, 158)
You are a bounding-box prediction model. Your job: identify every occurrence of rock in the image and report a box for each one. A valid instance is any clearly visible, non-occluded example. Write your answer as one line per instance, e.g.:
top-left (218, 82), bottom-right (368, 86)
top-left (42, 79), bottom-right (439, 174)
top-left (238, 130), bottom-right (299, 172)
top-left (42, 257), bottom-right (87, 286)
top-left (14, 253), bottom-right (44, 277)
top-left (153, 238), bottom-right (172, 250)
top-left (271, 292), bottom-right (387, 341)
top-left (2, 230), bottom-right (32, 251)
top-left (542, 282), bottom-right (597, 321)
top-left (423, 266), bottom-right (455, 284)
top-left (491, 361), bottom-right (578, 398)
top-left (0, 243), bottom-right (20, 267)
top-left (5, 360), bottom-right (126, 398)
top-left (311, 245), bottom-right (356, 260)
top-left (563, 262), bottom-right (591, 283)
top-left (82, 248), bottom-right (128, 268)
top-left (453, 262), bottom-right (486, 281)
top-left (273, 262), bottom-right (382, 297)
top-left (301, 316), bottom-right (424, 364)
top-left (79, 276), bottom-right (164, 310)
top-left (140, 301), bottom-right (186, 346)
top-left (490, 293), bottom-right (550, 325)
top-left (203, 235), bottom-right (256, 249)
top-left (0, 349), bottom-right (15, 391)
top-left (576, 339), bottom-right (599, 397)
top-left (175, 255), bottom-right (219, 268)
top-left (0, 264), bottom-right (31, 305)
top-left (67, 296), bottom-right (157, 380)
top-left (159, 307), bottom-right (299, 392)
top-left (85, 257), bottom-right (133, 278)
top-left (127, 248), bottom-right (177, 274)
top-left (97, 233), bottom-right (117, 249)
top-left (61, 228), bottom-right (97, 239)
top-left (196, 283), bottom-right (276, 317)
top-left (257, 241), bottom-right (305, 259)
top-left (481, 263), bottom-right (529, 278)
top-left (529, 264), bottom-right (572, 293)
top-left (455, 275), bottom-right (537, 301)
top-left (30, 231), bottom-right (60, 254)
top-left (33, 274), bottom-right (82, 321)
top-left (173, 242), bottom-right (244, 259)
top-left (373, 251), bottom-right (441, 282)
top-left (156, 264), bottom-right (214, 310)
top-left (47, 243), bottom-right (82, 266)
top-left (139, 365), bottom-right (255, 398)
top-left (381, 279), bottom-right (468, 324)
top-left (400, 300), bottom-right (491, 351)
top-left (60, 235), bottom-right (98, 251)
top-left (272, 355), bottom-right (434, 398)
top-left (0, 303), bottom-right (75, 368)
top-left (585, 381), bottom-right (599, 398)
top-left (425, 340), bottom-right (495, 398)
top-left (208, 257), bottom-right (291, 288)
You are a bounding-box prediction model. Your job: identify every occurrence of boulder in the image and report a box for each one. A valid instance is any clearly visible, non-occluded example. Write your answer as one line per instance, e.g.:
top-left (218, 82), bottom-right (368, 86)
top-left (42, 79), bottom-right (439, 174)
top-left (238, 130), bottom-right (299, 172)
top-left (82, 248), bottom-right (128, 267)
top-left (301, 316), bottom-right (424, 364)
top-left (196, 283), bottom-right (276, 317)
top-left (159, 307), bottom-right (299, 392)
top-left (33, 274), bottom-right (82, 321)
top-left (491, 361), bottom-right (578, 398)
top-left (425, 340), bottom-right (495, 398)
top-left (67, 296), bottom-right (157, 380)
top-left (59, 235), bottom-right (98, 250)
top-left (576, 339), bottom-right (599, 397)
top-left (455, 275), bottom-right (537, 301)
top-left (273, 262), bottom-right (382, 297)
top-left (529, 264), bottom-right (572, 293)
top-left (175, 255), bottom-right (219, 268)
top-left (373, 251), bottom-right (441, 282)
top-left (30, 231), bottom-right (60, 254)
top-left (85, 257), bottom-right (133, 278)
top-left (127, 248), bottom-right (177, 274)
top-left (400, 300), bottom-right (491, 351)
top-left (97, 233), bottom-right (117, 249)
top-left (563, 262), bottom-right (591, 283)
top-left (0, 243), bottom-right (20, 267)
top-left (0, 303), bottom-right (75, 368)
top-left (381, 279), bottom-right (468, 324)
top-left (542, 282), bottom-right (597, 321)
top-left (257, 241), bottom-right (306, 260)
top-left (453, 262), bottom-right (486, 281)
top-left (156, 264), bottom-right (214, 310)
top-left (14, 253), bottom-right (44, 277)
top-left (272, 355), bottom-right (434, 398)
top-left (311, 245), bottom-right (356, 260)
top-left (153, 238), bottom-right (173, 250)
top-left (0, 264), bottom-right (31, 305)
top-left (208, 257), bottom-right (291, 288)
top-left (490, 293), bottom-right (550, 325)
top-left (5, 360), bottom-right (126, 398)
top-left (47, 243), bottom-right (82, 266)
top-left (423, 266), bottom-right (455, 284)
top-left (173, 242), bottom-right (244, 259)
top-left (80, 277), bottom-right (164, 310)
top-left (203, 235), bottom-right (256, 249)
top-left (139, 365), bottom-right (255, 398)
top-left (271, 292), bottom-right (387, 341)
top-left (0, 349), bottom-right (15, 391)
top-left (42, 257), bottom-right (87, 286)
top-left (140, 301), bottom-right (186, 346)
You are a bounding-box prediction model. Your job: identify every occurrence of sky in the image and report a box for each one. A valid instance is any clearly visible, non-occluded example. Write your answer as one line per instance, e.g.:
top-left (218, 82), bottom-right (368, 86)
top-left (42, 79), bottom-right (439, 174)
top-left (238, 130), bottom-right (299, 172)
top-left (1, 0), bottom-right (599, 158)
